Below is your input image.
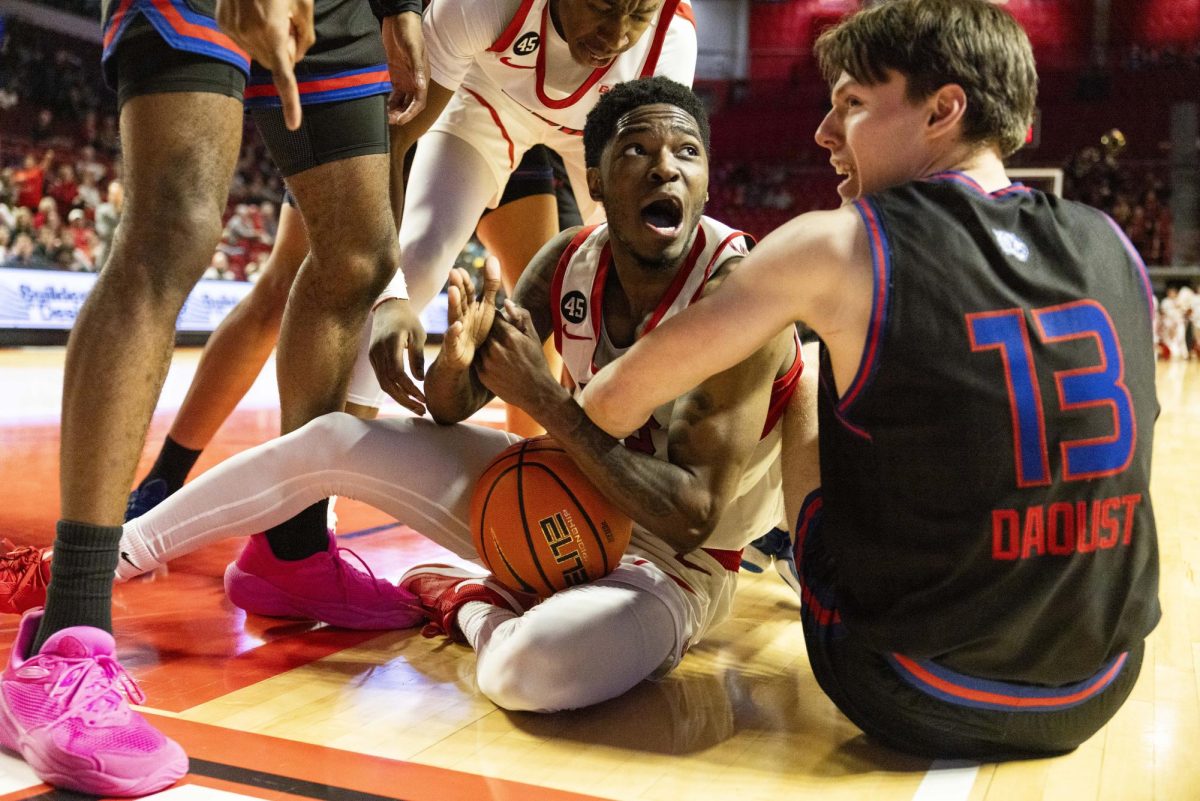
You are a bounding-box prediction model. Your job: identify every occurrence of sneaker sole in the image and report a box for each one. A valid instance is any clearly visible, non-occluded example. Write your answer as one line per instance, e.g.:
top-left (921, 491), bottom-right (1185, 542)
top-left (0, 700), bottom-right (188, 796)
top-left (224, 562), bottom-right (425, 630)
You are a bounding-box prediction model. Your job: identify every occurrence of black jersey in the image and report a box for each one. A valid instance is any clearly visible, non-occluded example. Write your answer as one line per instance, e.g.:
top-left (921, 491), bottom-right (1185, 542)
top-left (818, 172), bottom-right (1160, 686)
top-left (101, 0), bottom-right (389, 104)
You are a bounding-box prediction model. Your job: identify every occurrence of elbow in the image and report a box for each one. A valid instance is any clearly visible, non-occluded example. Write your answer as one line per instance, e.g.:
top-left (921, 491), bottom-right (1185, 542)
top-left (582, 378), bottom-right (641, 439)
top-left (672, 495), bottom-right (723, 553)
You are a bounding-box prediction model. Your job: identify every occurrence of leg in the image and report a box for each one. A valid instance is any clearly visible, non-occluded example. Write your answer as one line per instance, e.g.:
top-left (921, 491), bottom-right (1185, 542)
top-left (470, 582), bottom-right (677, 712)
top-left (120, 414), bottom-right (517, 573)
top-left (0, 31), bottom-right (242, 797)
top-left (168, 200), bottom-right (308, 449)
top-left (342, 131), bottom-right (505, 411)
top-left (127, 201), bottom-right (309, 516)
top-left (476, 193), bottom-right (561, 437)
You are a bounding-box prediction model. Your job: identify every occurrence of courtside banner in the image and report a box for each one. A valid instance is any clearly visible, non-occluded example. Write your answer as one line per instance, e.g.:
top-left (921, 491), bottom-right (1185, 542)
top-left (0, 267), bottom-right (449, 335)
top-left (0, 267), bottom-right (252, 332)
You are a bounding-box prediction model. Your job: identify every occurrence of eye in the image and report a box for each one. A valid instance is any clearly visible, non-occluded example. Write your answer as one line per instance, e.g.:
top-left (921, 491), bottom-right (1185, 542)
top-left (678, 144), bottom-right (700, 157)
top-left (622, 143), bottom-right (646, 156)
top-left (844, 96), bottom-right (863, 108)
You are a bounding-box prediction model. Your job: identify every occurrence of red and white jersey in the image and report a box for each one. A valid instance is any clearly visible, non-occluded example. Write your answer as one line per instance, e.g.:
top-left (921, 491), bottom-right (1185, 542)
top-left (440, 0), bottom-right (697, 134)
top-left (550, 216), bottom-right (799, 551)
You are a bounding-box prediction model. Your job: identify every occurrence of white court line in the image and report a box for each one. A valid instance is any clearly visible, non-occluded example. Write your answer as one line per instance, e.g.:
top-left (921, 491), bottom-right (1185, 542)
top-left (144, 784), bottom-right (265, 801)
top-left (0, 750), bottom-right (42, 794)
top-left (912, 760), bottom-right (980, 801)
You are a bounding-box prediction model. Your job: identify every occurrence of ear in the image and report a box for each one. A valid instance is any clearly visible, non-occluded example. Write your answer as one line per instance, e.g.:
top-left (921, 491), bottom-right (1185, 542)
top-left (926, 83), bottom-right (967, 140)
top-left (586, 166), bottom-right (603, 201)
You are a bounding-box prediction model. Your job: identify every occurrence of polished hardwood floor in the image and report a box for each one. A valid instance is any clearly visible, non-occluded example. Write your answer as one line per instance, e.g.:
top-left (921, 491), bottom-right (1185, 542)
top-left (0, 347), bottom-right (1195, 801)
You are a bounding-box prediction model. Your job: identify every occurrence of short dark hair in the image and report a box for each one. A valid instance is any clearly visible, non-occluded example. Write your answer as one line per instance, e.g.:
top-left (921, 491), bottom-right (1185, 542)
top-left (583, 77), bottom-right (710, 168)
top-left (815, 0), bottom-right (1037, 157)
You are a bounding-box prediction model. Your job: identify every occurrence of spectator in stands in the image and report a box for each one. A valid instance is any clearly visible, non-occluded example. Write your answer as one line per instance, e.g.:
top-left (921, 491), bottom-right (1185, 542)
top-left (204, 252), bottom-right (234, 281)
top-left (30, 108), bottom-right (55, 146)
top-left (13, 151), bottom-right (53, 211)
top-left (93, 180), bottom-right (122, 271)
top-left (0, 227), bottom-right (10, 262)
top-left (76, 172), bottom-right (102, 212)
top-left (32, 197), bottom-right (61, 234)
top-left (66, 209), bottom-right (96, 271)
top-left (2, 232), bottom-right (47, 269)
top-left (48, 164), bottom-right (79, 217)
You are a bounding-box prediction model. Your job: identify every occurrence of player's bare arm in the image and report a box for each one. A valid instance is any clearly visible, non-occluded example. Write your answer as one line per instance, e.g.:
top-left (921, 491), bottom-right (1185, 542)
top-left (367, 78), bottom-right (459, 407)
top-left (478, 278), bottom-right (795, 553)
top-left (425, 229), bottom-right (576, 424)
top-left (582, 205), bottom-right (872, 437)
top-left (382, 11), bottom-right (428, 125)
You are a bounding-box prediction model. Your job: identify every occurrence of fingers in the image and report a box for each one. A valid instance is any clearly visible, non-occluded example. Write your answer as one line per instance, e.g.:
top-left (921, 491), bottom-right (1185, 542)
top-left (291, 0), bottom-right (315, 59)
top-left (503, 299), bottom-right (536, 336)
top-left (273, 55), bottom-right (303, 130)
top-left (481, 256), bottom-right (502, 304)
top-left (446, 283), bottom-right (463, 324)
top-left (407, 330), bottom-right (427, 381)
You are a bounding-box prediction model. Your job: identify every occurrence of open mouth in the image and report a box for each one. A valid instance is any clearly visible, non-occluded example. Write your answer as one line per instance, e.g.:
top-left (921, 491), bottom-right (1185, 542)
top-left (832, 160), bottom-right (856, 194)
top-left (580, 41), bottom-right (617, 66)
top-left (640, 197), bottom-right (684, 236)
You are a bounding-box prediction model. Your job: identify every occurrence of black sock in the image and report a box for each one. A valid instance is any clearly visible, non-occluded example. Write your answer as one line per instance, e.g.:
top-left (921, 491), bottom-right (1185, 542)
top-left (32, 520), bottom-right (122, 654)
top-left (140, 435), bottom-right (203, 494)
top-left (263, 500), bottom-right (331, 560)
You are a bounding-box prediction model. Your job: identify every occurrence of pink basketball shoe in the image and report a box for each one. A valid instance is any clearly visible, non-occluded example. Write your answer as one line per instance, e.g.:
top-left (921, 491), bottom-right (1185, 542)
top-left (0, 609), bottom-right (188, 796)
top-left (224, 533), bottom-right (426, 630)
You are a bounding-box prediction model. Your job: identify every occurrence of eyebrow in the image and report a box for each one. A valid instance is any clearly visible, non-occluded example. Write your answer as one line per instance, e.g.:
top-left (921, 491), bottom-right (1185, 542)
top-left (615, 120), bottom-right (702, 139)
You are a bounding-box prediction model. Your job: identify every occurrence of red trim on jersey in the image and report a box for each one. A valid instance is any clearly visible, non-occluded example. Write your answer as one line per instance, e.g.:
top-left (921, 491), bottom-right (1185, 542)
top-left (839, 199), bottom-right (887, 411)
top-left (551, 225), bottom-right (601, 355)
top-left (462, 87), bottom-right (516, 170)
top-left (762, 334), bottom-right (803, 438)
top-left (674, 1), bottom-right (695, 26)
top-left (890, 652), bottom-right (1127, 709)
top-left (488, 0), bottom-right (539, 52)
top-left (149, 0), bottom-right (248, 60)
top-left (640, 225), bottom-right (707, 334)
top-left (701, 548), bottom-right (743, 572)
top-left (103, 0), bottom-right (136, 49)
top-left (638, 0), bottom-right (683, 78)
top-left (243, 68), bottom-right (389, 99)
top-left (586, 243), bottom-right (615, 375)
top-left (534, 5), bottom-right (617, 109)
top-left (688, 230), bottom-right (751, 304)
top-left (530, 108), bottom-right (584, 136)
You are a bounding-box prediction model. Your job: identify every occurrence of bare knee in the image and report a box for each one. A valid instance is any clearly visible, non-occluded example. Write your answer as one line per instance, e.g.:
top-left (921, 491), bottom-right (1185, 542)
top-left (306, 238), bottom-right (400, 312)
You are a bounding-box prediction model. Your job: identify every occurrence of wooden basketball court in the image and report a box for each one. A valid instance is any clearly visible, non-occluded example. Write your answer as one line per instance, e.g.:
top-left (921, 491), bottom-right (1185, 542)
top-left (0, 347), bottom-right (1196, 801)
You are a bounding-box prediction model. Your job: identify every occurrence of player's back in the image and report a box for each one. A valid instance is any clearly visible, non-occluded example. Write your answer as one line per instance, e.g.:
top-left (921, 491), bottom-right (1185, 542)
top-left (818, 173), bottom-right (1160, 685)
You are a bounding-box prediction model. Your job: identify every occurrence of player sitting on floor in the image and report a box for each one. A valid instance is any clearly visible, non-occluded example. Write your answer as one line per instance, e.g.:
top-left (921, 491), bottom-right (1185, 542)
top-left (6, 77), bottom-right (814, 712)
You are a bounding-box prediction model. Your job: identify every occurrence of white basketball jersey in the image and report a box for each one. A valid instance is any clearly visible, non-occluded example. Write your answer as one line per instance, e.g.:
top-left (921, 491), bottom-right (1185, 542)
top-left (550, 217), bottom-right (792, 551)
top-left (465, 0), bottom-right (697, 134)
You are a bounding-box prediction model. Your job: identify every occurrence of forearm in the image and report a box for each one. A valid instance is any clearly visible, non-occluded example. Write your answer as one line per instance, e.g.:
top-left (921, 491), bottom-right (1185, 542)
top-left (425, 358), bottom-right (492, 424)
top-left (533, 391), bottom-right (718, 553)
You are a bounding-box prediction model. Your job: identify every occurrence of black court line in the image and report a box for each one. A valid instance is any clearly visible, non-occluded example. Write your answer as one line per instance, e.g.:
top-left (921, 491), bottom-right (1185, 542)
top-left (338, 523), bottom-right (403, 542)
top-left (20, 757), bottom-right (413, 801)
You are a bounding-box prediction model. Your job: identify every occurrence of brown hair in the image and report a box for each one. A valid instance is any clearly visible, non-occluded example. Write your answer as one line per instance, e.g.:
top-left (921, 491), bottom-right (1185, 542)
top-left (815, 0), bottom-right (1037, 157)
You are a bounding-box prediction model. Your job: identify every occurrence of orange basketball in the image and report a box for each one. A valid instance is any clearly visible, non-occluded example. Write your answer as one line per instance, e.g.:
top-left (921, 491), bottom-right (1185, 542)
top-left (470, 436), bottom-right (633, 598)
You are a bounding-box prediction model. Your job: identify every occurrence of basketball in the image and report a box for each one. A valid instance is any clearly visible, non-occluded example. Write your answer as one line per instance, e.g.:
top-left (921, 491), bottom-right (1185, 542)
top-left (470, 436), bottom-right (634, 597)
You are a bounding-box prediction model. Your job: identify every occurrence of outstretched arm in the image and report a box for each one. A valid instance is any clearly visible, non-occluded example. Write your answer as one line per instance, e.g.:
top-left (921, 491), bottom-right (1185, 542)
top-left (481, 269), bottom-right (797, 554)
top-left (580, 206), bottom-right (870, 437)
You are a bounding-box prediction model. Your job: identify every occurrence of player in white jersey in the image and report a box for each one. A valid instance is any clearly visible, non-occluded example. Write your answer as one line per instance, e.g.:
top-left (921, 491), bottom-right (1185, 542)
top-left (233, 0), bottom-right (700, 618)
top-left (350, 0), bottom-right (697, 409)
top-left (100, 78), bottom-right (814, 711)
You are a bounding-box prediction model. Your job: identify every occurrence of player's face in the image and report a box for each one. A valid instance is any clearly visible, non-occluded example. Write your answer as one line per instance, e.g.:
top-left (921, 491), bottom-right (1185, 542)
top-left (592, 103), bottom-right (708, 267)
top-left (815, 70), bottom-right (934, 203)
top-left (552, 0), bottom-right (663, 68)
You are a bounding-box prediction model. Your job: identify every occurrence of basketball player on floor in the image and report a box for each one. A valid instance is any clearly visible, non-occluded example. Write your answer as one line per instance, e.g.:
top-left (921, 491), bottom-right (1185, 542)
top-left (0, 0), bottom-right (431, 793)
top-left (211, 0), bottom-right (701, 623)
top-left (581, 0), bottom-right (1159, 759)
top-left (40, 77), bottom-right (815, 713)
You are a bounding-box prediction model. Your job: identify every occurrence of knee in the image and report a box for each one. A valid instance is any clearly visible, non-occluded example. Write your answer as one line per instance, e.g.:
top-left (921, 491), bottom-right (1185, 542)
top-left (111, 198), bottom-right (225, 303)
top-left (475, 625), bottom-right (592, 713)
top-left (311, 237), bottom-right (400, 309)
top-left (284, 412), bottom-right (363, 465)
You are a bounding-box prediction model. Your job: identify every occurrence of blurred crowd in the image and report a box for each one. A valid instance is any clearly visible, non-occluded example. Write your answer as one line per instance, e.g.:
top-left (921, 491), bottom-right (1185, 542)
top-left (1062, 132), bottom-right (1173, 265)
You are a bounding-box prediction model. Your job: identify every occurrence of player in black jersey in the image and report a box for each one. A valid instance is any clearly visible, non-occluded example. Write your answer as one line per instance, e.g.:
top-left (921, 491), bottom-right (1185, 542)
top-left (0, 1), bottom-right (430, 794)
top-left (581, 0), bottom-right (1159, 759)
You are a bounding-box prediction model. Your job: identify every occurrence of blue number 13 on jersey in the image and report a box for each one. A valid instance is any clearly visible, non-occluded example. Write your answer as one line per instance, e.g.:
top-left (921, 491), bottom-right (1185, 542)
top-left (967, 300), bottom-right (1136, 487)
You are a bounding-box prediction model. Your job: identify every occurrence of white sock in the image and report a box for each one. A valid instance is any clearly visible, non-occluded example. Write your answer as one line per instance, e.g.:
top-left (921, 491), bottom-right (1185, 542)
top-left (457, 600), bottom-right (518, 650)
top-left (114, 525), bottom-right (166, 580)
